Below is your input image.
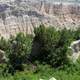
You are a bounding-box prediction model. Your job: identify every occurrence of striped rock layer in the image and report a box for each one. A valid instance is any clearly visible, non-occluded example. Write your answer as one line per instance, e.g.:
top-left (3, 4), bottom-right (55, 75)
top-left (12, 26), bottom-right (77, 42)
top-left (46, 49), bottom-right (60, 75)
top-left (0, 0), bottom-right (80, 38)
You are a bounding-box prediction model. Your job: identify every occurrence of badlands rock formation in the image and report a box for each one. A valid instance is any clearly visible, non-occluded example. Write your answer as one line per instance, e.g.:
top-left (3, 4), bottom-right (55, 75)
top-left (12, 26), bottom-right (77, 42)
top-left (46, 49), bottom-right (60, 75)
top-left (0, 0), bottom-right (80, 38)
top-left (69, 40), bottom-right (80, 62)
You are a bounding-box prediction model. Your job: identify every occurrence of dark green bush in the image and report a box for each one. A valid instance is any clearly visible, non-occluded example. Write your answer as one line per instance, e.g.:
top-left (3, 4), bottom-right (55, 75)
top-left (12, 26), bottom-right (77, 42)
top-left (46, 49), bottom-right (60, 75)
top-left (7, 33), bottom-right (33, 72)
top-left (30, 25), bottom-right (76, 67)
top-left (52, 29), bottom-right (75, 67)
top-left (0, 37), bottom-right (10, 51)
top-left (74, 28), bottom-right (80, 40)
top-left (0, 25), bottom-right (80, 73)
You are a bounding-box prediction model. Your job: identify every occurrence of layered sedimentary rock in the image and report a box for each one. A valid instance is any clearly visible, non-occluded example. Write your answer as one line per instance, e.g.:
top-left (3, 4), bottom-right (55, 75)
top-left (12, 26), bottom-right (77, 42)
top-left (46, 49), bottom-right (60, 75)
top-left (0, 0), bottom-right (80, 38)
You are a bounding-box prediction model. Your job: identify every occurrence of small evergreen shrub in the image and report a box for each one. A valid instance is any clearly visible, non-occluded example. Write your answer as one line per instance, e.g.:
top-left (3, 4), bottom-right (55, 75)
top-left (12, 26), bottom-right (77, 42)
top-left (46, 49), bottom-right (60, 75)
top-left (30, 25), bottom-right (76, 67)
top-left (0, 37), bottom-right (10, 51)
top-left (7, 33), bottom-right (33, 72)
top-left (74, 28), bottom-right (80, 40)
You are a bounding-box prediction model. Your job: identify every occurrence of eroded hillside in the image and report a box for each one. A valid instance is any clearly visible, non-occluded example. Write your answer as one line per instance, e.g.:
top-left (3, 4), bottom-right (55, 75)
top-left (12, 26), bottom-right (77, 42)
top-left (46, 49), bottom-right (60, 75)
top-left (0, 0), bottom-right (80, 38)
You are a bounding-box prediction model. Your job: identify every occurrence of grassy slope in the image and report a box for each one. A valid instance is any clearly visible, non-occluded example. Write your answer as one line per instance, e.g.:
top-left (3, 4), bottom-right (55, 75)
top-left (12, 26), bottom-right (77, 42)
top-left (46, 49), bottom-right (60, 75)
top-left (0, 64), bottom-right (80, 80)
top-left (0, 70), bottom-right (80, 80)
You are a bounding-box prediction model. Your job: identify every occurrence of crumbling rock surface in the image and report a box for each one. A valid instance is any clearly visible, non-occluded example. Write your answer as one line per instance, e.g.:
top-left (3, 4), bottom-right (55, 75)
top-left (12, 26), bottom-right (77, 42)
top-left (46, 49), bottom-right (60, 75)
top-left (0, 49), bottom-right (7, 63)
top-left (0, 0), bottom-right (80, 38)
top-left (69, 40), bottom-right (80, 62)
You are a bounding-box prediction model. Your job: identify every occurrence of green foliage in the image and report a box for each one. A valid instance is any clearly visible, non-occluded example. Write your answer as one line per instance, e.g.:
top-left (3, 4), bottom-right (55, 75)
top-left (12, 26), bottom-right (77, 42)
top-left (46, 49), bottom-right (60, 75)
top-left (52, 29), bottom-right (75, 67)
top-left (0, 25), bottom-right (80, 79)
top-left (0, 37), bottom-right (10, 51)
top-left (1, 64), bottom-right (80, 80)
top-left (73, 28), bottom-right (80, 40)
top-left (32, 25), bottom-right (78, 67)
top-left (6, 33), bottom-right (33, 72)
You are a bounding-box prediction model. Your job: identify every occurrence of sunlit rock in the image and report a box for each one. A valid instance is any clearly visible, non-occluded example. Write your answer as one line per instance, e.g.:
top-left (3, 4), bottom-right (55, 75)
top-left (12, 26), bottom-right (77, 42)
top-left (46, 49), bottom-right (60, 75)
top-left (49, 77), bottom-right (56, 80)
top-left (0, 49), bottom-right (7, 63)
top-left (69, 40), bottom-right (80, 62)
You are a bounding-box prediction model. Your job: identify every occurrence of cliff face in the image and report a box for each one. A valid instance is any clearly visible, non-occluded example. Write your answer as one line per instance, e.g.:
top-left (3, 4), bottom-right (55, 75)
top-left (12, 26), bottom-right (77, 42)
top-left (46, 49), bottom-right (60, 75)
top-left (0, 0), bottom-right (80, 38)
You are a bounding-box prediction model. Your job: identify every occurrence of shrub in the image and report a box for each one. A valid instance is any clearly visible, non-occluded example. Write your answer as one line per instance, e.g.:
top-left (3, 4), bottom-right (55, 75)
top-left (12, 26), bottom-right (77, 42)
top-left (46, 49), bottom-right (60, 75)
top-left (30, 25), bottom-right (75, 67)
top-left (74, 28), bottom-right (80, 40)
top-left (7, 33), bottom-right (33, 72)
top-left (0, 37), bottom-right (10, 51)
top-left (54, 29), bottom-right (75, 67)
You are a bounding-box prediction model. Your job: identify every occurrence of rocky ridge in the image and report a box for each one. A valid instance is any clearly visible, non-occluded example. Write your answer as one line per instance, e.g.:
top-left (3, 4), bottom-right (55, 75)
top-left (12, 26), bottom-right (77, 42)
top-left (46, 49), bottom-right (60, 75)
top-left (0, 0), bottom-right (80, 38)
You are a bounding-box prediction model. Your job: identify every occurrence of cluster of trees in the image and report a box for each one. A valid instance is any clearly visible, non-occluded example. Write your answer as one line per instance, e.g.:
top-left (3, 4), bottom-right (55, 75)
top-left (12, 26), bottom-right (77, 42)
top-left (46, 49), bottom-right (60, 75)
top-left (0, 25), bottom-right (80, 74)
